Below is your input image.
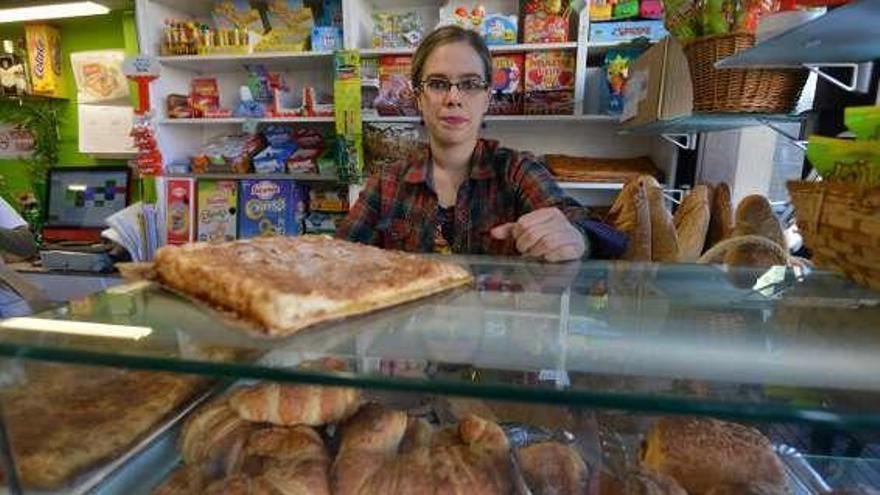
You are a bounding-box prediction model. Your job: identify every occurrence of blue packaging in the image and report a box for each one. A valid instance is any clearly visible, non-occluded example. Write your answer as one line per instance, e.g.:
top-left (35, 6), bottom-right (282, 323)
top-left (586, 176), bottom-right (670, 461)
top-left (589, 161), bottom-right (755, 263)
top-left (238, 179), bottom-right (307, 238)
top-left (253, 144), bottom-right (298, 174)
top-left (311, 27), bottom-right (343, 51)
top-left (481, 14), bottom-right (518, 45)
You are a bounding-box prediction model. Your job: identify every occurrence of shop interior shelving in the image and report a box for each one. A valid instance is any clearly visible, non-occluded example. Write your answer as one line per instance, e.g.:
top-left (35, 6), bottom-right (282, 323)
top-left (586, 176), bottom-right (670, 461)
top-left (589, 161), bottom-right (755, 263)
top-left (164, 172), bottom-right (340, 182)
top-left (620, 112), bottom-right (808, 149)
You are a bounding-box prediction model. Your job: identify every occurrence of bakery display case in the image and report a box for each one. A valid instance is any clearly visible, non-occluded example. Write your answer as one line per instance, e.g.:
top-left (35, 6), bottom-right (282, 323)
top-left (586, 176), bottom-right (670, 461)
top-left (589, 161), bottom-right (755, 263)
top-left (0, 256), bottom-right (879, 493)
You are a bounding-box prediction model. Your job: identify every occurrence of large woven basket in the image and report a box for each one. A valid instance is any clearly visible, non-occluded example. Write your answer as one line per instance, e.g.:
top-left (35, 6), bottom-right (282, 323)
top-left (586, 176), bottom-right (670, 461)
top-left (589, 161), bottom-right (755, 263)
top-left (787, 181), bottom-right (880, 290)
top-left (683, 33), bottom-right (807, 113)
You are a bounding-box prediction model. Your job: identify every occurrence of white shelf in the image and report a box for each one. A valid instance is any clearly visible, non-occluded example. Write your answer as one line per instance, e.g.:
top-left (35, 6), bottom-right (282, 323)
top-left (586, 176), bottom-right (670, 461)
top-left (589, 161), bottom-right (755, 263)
top-left (166, 173), bottom-right (339, 182)
top-left (556, 181), bottom-right (625, 190)
top-left (360, 42), bottom-right (579, 57)
top-left (158, 117), bottom-right (335, 124)
top-left (362, 114), bottom-right (618, 123)
top-left (157, 51), bottom-right (335, 72)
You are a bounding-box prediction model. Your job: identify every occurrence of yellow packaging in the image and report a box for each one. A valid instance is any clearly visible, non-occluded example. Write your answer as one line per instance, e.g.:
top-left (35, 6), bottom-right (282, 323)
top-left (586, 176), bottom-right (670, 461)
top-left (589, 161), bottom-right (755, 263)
top-left (25, 23), bottom-right (66, 98)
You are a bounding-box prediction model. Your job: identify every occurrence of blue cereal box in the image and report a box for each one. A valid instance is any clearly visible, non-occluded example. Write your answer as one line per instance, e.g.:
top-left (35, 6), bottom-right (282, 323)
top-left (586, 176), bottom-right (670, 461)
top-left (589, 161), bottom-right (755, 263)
top-left (589, 20), bottom-right (668, 43)
top-left (238, 179), bottom-right (307, 238)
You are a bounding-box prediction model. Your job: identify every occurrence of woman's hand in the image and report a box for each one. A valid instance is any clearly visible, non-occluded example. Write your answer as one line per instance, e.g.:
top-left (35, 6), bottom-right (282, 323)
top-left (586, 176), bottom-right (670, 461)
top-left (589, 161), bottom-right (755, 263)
top-left (490, 208), bottom-right (587, 262)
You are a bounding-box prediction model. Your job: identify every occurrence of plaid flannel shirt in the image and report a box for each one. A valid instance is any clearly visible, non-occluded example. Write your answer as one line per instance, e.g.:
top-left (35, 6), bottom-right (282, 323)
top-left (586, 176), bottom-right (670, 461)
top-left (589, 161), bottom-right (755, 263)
top-left (337, 139), bottom-right (627, 258)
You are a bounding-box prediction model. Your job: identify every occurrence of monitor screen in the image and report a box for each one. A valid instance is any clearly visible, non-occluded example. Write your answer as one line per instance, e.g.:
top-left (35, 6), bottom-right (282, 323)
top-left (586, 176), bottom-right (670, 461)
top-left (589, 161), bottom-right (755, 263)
top-left (46, 167), bottom-right (130, 229)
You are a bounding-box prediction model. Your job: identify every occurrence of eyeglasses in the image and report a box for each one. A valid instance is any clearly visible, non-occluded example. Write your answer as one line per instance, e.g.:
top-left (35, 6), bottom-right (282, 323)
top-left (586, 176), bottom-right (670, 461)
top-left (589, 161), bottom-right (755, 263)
top-left (419, 77), bottom-right (489, 97)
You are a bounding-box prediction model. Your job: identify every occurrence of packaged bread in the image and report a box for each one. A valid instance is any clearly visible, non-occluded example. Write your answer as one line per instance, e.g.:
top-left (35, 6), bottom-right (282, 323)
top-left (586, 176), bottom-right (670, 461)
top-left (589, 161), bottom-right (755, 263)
top-left (607, 178), bottom-right (652, 261)
top-left (732, 194), bottom-right (787, 250)
top-left (674, 185), bottom-right (711, 262)
top-left (642, 416), bottom-right (788, 495)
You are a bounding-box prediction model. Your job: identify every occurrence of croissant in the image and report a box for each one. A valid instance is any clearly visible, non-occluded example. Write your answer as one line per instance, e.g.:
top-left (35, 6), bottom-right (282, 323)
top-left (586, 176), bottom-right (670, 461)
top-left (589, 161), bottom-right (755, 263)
top-left (244, 426), bottom-right (331, 495)
top-left (229, 383), bottom-right (362, 426)
top-left (180, 399), bottom-right (255, 479)
top-left (517, 442), bottom-right (589, 495)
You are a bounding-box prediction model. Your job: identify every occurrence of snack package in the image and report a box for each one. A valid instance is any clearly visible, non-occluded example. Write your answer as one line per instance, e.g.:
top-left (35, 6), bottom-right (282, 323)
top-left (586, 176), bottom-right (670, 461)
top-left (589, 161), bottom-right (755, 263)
top-left (212, 0), bottom-right (263, 30)
top-left (807, 136), bottom-right (880, 187)
top-left (375, 56), bottom-right (418, 116)
top-left (488, 53), bottom-right (524, 115)
top-left (525, 51), bottom-right (574, 115)
top-left (523, 13), bottom-right (569, 43)
top-left (304, 212), bottom-right (346, 234)
top-left (317, 0), bottom-right (343, 27)
top-left (253, 144), bottom-right (297, 174)
top-left (197, 180), bottom-right (238, 242)
top-left (364, 123), bottom-right (423, 175)
top-left (590, 3), bottom-right (613, 21)
top-left (309, 186), bottom-right (349, 212)
top-left (263, 124), bottom-right (294, 147)
top-left (190, 78), bottom-right (220, 118)
top-left (70, 50), bottom-right (129, 103)
top-left (311, 26), bottom-right (343, 51)
top-left (259, 0), bottom-right (314, 52)
top-left (191, 133), bottom-right (264, 173)
top-left (371, 12), bottom-right (424, 48)
top-left (287, 148), bottom-right (321, 174)
top-left (604, 48), bottom-right (642, 115)
top-left (612, 0), bottom-right (640, 19)
top-left (238, 179), bottom-right (306, 238)
top-left (481, 14), bottom-right (518, 45)
top-left (292, 127), bottom-right (325, 149)
top-left (166, 178), bottom-right (196, 245)
top-left (845, 106), bottom-right (880, 141)
top-left (25, 23), bottom-right (66, 98)
top-left (641, 0), bottom-right (665, 19)
top-left (166, 94), bottom-right (193, 118)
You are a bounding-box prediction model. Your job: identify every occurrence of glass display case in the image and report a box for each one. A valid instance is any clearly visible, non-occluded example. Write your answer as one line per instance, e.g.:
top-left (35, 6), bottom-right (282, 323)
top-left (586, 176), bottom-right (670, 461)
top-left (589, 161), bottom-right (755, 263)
top-left (0, 257), bottom-right (878, 494)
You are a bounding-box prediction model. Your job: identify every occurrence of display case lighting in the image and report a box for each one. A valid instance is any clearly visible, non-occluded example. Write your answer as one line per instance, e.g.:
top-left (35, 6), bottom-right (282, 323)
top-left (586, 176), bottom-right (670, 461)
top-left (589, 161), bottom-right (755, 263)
top-left (0, 2), bottom-right (110, 23)
top-left (0, 318), bottom-right (152, 340)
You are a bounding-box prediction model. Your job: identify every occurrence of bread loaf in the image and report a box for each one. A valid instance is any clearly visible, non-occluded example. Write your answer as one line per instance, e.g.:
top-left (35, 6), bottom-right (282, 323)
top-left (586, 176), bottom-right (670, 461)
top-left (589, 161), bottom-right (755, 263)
top-left (705, 182), bottom-right (733, 251)
top-left (732, 194), bottom-right (786, 249)
top-left (674, 185), bottom-right (711, 262)
top-left (642, 416), bottom-right (788, 495)
top-left (180, 399), bottom-right (254, 479)
top-left (229, 383), bottom-right (362, 426)
top-left (607, 178), bottom-right (652, 261)
top-left (518, 442), bottom-right (589, 495)
top-left (639, 176), bottom-right (679, 262)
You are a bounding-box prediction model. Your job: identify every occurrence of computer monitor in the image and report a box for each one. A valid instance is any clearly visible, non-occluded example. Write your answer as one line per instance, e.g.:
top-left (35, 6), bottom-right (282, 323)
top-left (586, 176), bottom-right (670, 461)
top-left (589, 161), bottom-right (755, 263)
top-left (43, 166), bottom-right (131, 243)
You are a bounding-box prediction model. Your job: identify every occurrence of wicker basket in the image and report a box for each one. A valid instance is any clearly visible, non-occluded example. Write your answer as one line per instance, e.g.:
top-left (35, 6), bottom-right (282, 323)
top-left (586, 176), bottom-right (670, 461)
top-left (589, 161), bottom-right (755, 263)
top-left (683, 33), bottom-right (807, 113)
top-left (787, 181), bottom-right (880, 290)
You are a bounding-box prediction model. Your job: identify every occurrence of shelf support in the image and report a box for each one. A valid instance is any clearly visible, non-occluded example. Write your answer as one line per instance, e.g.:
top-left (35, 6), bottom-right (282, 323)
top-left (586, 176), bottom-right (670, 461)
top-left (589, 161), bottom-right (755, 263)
top-left (660, 133), bottom-right (696, 151)
top-left (803, 63), bottom-right (860, 93)
top-left (758, 118), bottom-right (808, 151)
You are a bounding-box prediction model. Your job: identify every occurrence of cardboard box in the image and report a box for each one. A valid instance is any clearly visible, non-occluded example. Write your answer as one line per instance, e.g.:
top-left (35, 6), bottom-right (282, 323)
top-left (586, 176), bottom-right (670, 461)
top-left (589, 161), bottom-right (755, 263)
top-left (166, 178), bottom-right (195, 245)
top-left (197, 180), bottom-right (238, 243)
top-left (24, 23), bottom-right (66, 98)
top-left (238, 179), bottom-right (306, 238)
top-left (621, 37), bottom-right (693, 129)
top-left (489, 53), bottom-right (524, 115)
top-left (589, 20), bottom-right (668, 43)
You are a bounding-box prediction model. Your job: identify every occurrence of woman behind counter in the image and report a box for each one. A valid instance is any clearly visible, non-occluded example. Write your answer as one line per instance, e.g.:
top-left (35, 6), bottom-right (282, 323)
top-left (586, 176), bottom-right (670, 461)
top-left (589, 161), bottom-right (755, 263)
top-left (338, 25), bottom-right (627, 262)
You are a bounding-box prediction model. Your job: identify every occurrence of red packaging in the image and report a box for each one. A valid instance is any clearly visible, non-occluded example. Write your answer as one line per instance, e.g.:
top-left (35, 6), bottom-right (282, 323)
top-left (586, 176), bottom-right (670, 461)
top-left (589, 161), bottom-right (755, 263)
top-left (166, 178), bottom-right (195, 245)
top-left (523, 13), bottom-right (569, 43)
top-left (375, 56), bottom-right (418, 117)
top-left (190, 78), bottom-right (220, 118)
top-left (489, 53), bottom-right (524, 115)
top-left (524, 51), bottom-right (574, 114)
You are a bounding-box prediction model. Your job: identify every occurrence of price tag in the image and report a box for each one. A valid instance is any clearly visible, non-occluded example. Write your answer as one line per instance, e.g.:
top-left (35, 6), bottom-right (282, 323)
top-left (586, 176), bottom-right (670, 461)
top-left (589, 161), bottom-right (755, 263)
top-left (122, 54), bottom-right (161, 78)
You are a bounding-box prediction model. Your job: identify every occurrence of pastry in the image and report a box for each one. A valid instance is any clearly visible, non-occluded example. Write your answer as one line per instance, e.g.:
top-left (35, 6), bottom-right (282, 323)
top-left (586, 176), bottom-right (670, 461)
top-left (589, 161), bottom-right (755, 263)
top-left (705, 182), bottom-right (733, 251)
top-left (229, 383), bottom-right (362, 426)
top-left (600, 468), bottom-right (687, 495)
top-left (607, 178), bottom-right (652, 261)
top-left (545, 155), bottom-right (662, 183)
top-left (640, 176), bottom-right (679, 262)
top-left (642, 416), bottom-right (788, 495)
top-left (674, 185), bottom-right (711, 262)
top-left (0, 363), bottom-right (205, 490)
top-left (151, 465), bottom-right (206, 495)
top-left (244, 426), bottom-right (331, 495)
top-left (154, 236), bottom-right (473, 336)
top-left (705, 481), bottom-right (790, 495)
top-left (202, 473), bottom-right (276, 495)
top-left (180, 399), bottom-right (254, 478)
top-left (732, 194), bottom-right (787, 250)
top-left (442, 397), bottom-right (576, 431)
top-left (517, 442), bottom-right (589, 495)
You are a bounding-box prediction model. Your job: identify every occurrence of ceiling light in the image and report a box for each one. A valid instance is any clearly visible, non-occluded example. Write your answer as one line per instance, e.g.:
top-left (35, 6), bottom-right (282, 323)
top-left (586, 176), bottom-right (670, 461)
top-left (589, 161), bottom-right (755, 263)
top-left (0, 2), bottom-right (110, 24)
top-left (0, 317), bottom-right (152, 340)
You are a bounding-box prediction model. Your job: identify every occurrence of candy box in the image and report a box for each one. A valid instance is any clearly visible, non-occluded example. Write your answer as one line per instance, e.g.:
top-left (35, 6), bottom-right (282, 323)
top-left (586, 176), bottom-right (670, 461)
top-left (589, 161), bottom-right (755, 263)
top-left (190, 78), bottom-right (220, 118)
top-left (25, 23), bottom-right (66, 98)
top-left (525, 51), bottom-right (575, 92)
top-left (253, 144), bottom-right (297, 174)
top-left (588, 20), bottom-right (668, 43)
top-left (287, 148), bottom-right (321, 174)
top-left (197, 180), bottom-right (238, 242)
top-left (375, 56), bottom-right (418, 117)
top-left (166, 178), bottom-right (195, 245)
top-left (311, 26), bottom-right (342, 50)
top-left (524, 90), bottom-right (573, 115)
top-left (258, 0), bottom-right (314, 52)
top-left (238, 179), bottom-right (306, 238)
top-left (481, 14), bottom-right (518, 45)
top-left (309, 186), bottom-right (349, 212)
top-left (304, 212), bottom-right (345, 234)
top-left (489, 53), bottom-right (524, 115)
top-left (523, 13), bottom-right (569, 43)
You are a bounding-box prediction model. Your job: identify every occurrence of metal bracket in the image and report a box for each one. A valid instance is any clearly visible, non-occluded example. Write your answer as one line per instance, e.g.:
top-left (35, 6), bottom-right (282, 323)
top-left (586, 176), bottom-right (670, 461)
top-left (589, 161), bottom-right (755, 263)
top-left (803, 63), bottom-right (859, 93)
top-left (758, 118), bottom-right (808, 151)
top-left (662, 188), bottom-right (685, 205)
top-left (660, 133), bottom-right (696, 150)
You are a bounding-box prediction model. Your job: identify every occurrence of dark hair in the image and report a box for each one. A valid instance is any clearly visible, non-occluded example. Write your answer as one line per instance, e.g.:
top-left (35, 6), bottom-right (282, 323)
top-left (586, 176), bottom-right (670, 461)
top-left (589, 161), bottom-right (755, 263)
top-left (411, 25), bottom-right (492, 91)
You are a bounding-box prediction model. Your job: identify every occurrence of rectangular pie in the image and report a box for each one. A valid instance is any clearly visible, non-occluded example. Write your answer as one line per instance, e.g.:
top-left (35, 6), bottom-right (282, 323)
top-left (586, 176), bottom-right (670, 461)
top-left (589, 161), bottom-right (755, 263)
top-left (154, 235), bottom-right (473, 336)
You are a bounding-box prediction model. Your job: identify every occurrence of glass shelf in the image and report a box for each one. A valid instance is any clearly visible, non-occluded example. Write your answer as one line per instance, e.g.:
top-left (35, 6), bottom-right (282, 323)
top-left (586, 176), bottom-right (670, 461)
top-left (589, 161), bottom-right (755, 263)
top-left (620, 113), bottom-right (805, 136)
top-left (1, 258), bottom-right (880, 428)
top-left (717, 0), bottom-right (880, 69)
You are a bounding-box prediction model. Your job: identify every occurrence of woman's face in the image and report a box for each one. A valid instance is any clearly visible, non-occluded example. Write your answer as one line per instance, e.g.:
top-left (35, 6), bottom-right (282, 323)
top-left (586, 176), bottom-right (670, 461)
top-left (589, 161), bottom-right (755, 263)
top-left (417, 41), bottom-right (490, 148)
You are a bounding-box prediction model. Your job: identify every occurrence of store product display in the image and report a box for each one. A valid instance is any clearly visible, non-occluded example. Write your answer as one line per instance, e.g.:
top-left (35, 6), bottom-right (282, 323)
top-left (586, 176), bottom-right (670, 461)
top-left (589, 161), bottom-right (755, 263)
top-left (524, 50), bottom-right (575, 115)
top-left (180, 399), bottom-right (255, 478)
top-left (544, 154), bottom-right (662, 183)
top-left (673, 184), bottom-right (711, 262)
top-left (153, 236), bottom-right (473, 336)
top-left (229, 382), bottom-right (362, 426)
top-left (372, 12), bottom-right (424, 48)
top-left (363, 123), bottom-right (423, 175)
top-left (0, 363), bottom-right (207, 490)
top-left (374, 56), bottom-right (418, 117)
top-left (488, 53), bottom-right (525, 115)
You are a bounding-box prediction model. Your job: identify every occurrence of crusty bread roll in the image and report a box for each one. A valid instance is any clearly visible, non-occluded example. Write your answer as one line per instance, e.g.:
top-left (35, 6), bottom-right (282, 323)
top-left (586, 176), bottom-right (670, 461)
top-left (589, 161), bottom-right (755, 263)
top-left (600, 468), bottom-right (688, 495)
top-left (705, 481), bottom-right (790, 495)
top-left (732, 194), bottom-right (786, 249)
top-left (639, 176), bottom-right (679, 262)
top-left (674, 185), bottom-right (711, 262)
top-left (151, 465), bottom-right (206, 495)
top-left (180, 399), bottom-right (254, 479)
top-left (642, 416), bottom-right (788, 495)
top-left (705, 182), bottom-right (733, 251)
top-left (229, 383), bottom-right (362, 426)
top-left (698, 235), bottom-right (789, 267)
top-left (607, 178), bottom-right (652, 261)
top-left (245, 427), bottom-right (331, 495)
top-left (518, 442), bottom-right (589, 495)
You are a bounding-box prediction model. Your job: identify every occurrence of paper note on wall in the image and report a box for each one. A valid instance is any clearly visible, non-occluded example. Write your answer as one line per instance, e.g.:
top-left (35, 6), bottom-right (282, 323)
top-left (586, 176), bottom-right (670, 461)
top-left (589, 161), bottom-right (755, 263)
top-left (78, 104), bottom-right (137, 154)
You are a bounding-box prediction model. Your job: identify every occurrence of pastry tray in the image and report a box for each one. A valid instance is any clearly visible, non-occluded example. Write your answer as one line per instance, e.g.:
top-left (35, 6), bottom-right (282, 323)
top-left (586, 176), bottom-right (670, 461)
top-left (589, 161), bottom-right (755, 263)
top-left (0, 383), bottom-right (221, 495)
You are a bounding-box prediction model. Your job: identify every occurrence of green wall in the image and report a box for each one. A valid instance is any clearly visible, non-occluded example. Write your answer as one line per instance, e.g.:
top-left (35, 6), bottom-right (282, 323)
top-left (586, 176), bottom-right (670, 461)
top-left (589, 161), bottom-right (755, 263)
top-left (0, 10), bottom-right (139, 203)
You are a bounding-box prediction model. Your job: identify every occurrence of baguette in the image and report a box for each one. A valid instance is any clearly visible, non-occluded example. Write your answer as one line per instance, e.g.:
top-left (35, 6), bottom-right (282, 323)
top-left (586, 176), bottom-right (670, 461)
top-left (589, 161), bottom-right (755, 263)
top-left (607, 178), bottom-right (652, 261)
top-left (639, 176), bottom-right (679, 262)
top-left (674, 185), bottom-right (711, 262)
top-left (705, 182), bottom-right (733, 251)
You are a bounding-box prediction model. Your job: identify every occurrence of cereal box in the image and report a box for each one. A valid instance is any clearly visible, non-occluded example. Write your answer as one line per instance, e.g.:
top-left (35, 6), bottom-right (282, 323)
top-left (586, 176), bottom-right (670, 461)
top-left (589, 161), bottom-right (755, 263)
top-left (238, 179), bottom-right (307, 238)
top-left (166, 178), bottom-right (196, 245)
top-left (197, 180), bottom-right (238, 242)
top-left (25, 23), bottom-right (66, 98)
top-left (375, 56), bottom-right (418, 117)
top-left (488, 53), bottom-right (524, 115)
top-left (525, 51), bottom-right (575, 92)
